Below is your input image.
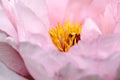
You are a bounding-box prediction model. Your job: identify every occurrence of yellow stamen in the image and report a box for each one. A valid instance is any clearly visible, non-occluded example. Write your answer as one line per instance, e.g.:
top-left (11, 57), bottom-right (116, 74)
top-left (48, 21), bottom-right (82, 52)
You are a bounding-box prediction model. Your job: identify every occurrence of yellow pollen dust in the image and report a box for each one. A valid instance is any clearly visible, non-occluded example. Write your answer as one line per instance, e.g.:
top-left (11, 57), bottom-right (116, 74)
top-left (48, 21), bottom-right (82, 52)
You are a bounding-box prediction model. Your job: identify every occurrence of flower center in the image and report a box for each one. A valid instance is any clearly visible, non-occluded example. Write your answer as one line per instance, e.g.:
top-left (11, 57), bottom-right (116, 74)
top-left (48, 21), bottom-right (82, 52)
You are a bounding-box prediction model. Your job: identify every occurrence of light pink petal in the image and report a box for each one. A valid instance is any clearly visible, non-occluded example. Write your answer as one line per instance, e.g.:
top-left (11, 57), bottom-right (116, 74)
top-left (70, 34), bottom-right (120, 60)
top-left (13, 0), bottom-right (49, 34)
top-left (1, 0), bottom-right (49, 43)
top-left (69, 34), bottom-right (120, 79)
top-left (0, 42), bottom-right (29, 76)
top-left (81, 18), bottom-right (102, 42)
top-left (19, 34), bottom-right (120, 80)
top-left (67, 50), bottom-right (120, 80)
top-left (46, 0), bottom-right (98, 26)
top-left (89, 52), bottom-right (120, 80)
top-left (19, 43), bottom-right (52, 80)
top-left (13, 2), bottom-right (49, 44)
top-left (19, 42), bottom-right (92, 80)
top-left (64, 0), bottom-right (110, 24)
top-left (0, 0), bottom-right (26, 41)
top-left (99, 3), bottom-right (117, 35)
top-left (90, 0), bottom-right (109, 14)
top-left (0, 5), bottom-right (17, 42)
top-left (114, 23), bottom-right (120, 34)
top-left (45, 0), bottom-right (68, 26)
top-left (19, 41), bottom-right (120, 80)
top-left (0, 5), bottom-right (29, 76)
top-left (19, 0), bottom-right (49, 28)
top-left (64, 0), bottom-right (93, 23)
top-left (0, 33), bottom-right (29, 76)
top-left (113, 0), bottom-right (120, 22)
top-left (0, 62), bottom-right (27, 80)
top-left (117, 2), bottom-right (120, 22)
top-left (114, 1), bottom-right (120, 34)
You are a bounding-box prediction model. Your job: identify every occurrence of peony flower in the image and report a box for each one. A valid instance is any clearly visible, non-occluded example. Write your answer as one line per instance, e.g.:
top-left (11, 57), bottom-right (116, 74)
top-left (1, 0), bottom-right (120, 80)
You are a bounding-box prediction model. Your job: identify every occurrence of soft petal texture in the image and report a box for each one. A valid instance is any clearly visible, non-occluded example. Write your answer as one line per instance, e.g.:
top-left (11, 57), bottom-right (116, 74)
top-left (114, 23), bottom-right (120, 34)
top-left (0, 3), bottom-right (29, 76)
top-left (19, 39), bottom-right (120, 80)
top-left (69, 35), bottom-right (120, 79)
top-left (0, 32), bottom-right (29, 76)
top-left (70, 34), bottom-right (120, 59)
top-left (46, 0), bottom-right (110, 24)
top-left (99, 3), bottom-right (117, 35)
top-left (45, 0), bottom-right (68, 26)
top-left (114, 1), bottom-right (120, 34)
top-left (46, 0), bottom-right (118, 36)
top-left (0, 0), bottom-right (50, 44)
top-left (19, 43), bottom-right (89, 80)
top-left (0, 62), bottom-right (27, 80)
top-left (117, 1), bottom-right (120, 21)
top-left (64, 0), bottom-right (93, 23)
top-left (1, 0), bottom-right (120, 80)
top-left (114, 0), bottom-right (120, 23)
top-left (46, 0), bottom-right (95, 25)
top-left (67, 0), bottom-right (118, 35)
top-left (69, 50), bottom-right (120, 80)
top-left (81, 18), bottom-right (102, 41)
top-left (19, 0), bottom-right (49, 27)
top-left (19, 43), bottom-right (51, 80)
top-left (0, 4), bottom-right (17, 42)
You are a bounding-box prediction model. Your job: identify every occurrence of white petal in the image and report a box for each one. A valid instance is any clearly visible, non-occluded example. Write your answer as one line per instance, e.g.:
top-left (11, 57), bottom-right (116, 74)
top-left (0, 62), bottom-right (27, 80)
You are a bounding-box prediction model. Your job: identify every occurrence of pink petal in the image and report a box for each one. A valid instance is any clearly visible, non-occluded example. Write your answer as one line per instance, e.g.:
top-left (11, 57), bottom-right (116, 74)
top-left (46, 0), bottom-right (109, 28)
top-left (70, 34), bottom-right (120, 60)
top-left (19, 43), bottom-right (51, 80)
top-left (64, 0), bottom-right (110, 24)
top-left (19, 0), bottom-right (49, 28)
top-left (113, 1), bottom-right (120, 34)
top-left (13, 0), bottom-right (49, 33)
top-left (13, 2), bottom-right (49, 41)
top-left (99, 3), bottom-right (117, 35)
top-left (69, 34), bottom-right (120, 79)
top-left (88, 53), bottom-right (120, 80)
top-left (90, 0), bottom-right (109, 14)
top-left (114, 23), bottom-right (120, 34)
top-left (19, 33), bottom-right (120, 80)
top-left (114, 0), bottom-right (120, 22)
top-left (19, 40), bottom-right (120, 80)
top-left (1, 0), bottom-right (49, 43)
top-left (64, 0), bottom-right (93, 23)
top-left (45, 0), bottom-right (68, 26)
top-left (19, 42), bottom-right (88, 80)
top-left (0, 62), bottom-right (27, 80)
top-left (81, 18), bottom-right (102, 42)
top-left (68, 50), bottom-right (120, 80)
top-left (0, 34), bottom-right (29, 76)
top-left (0, 5), bottom-right (17, 42)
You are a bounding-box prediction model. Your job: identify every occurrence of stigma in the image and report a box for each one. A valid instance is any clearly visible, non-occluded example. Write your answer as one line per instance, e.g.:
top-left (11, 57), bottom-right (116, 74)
top-left (48, 21), bottom-right (82, 52)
